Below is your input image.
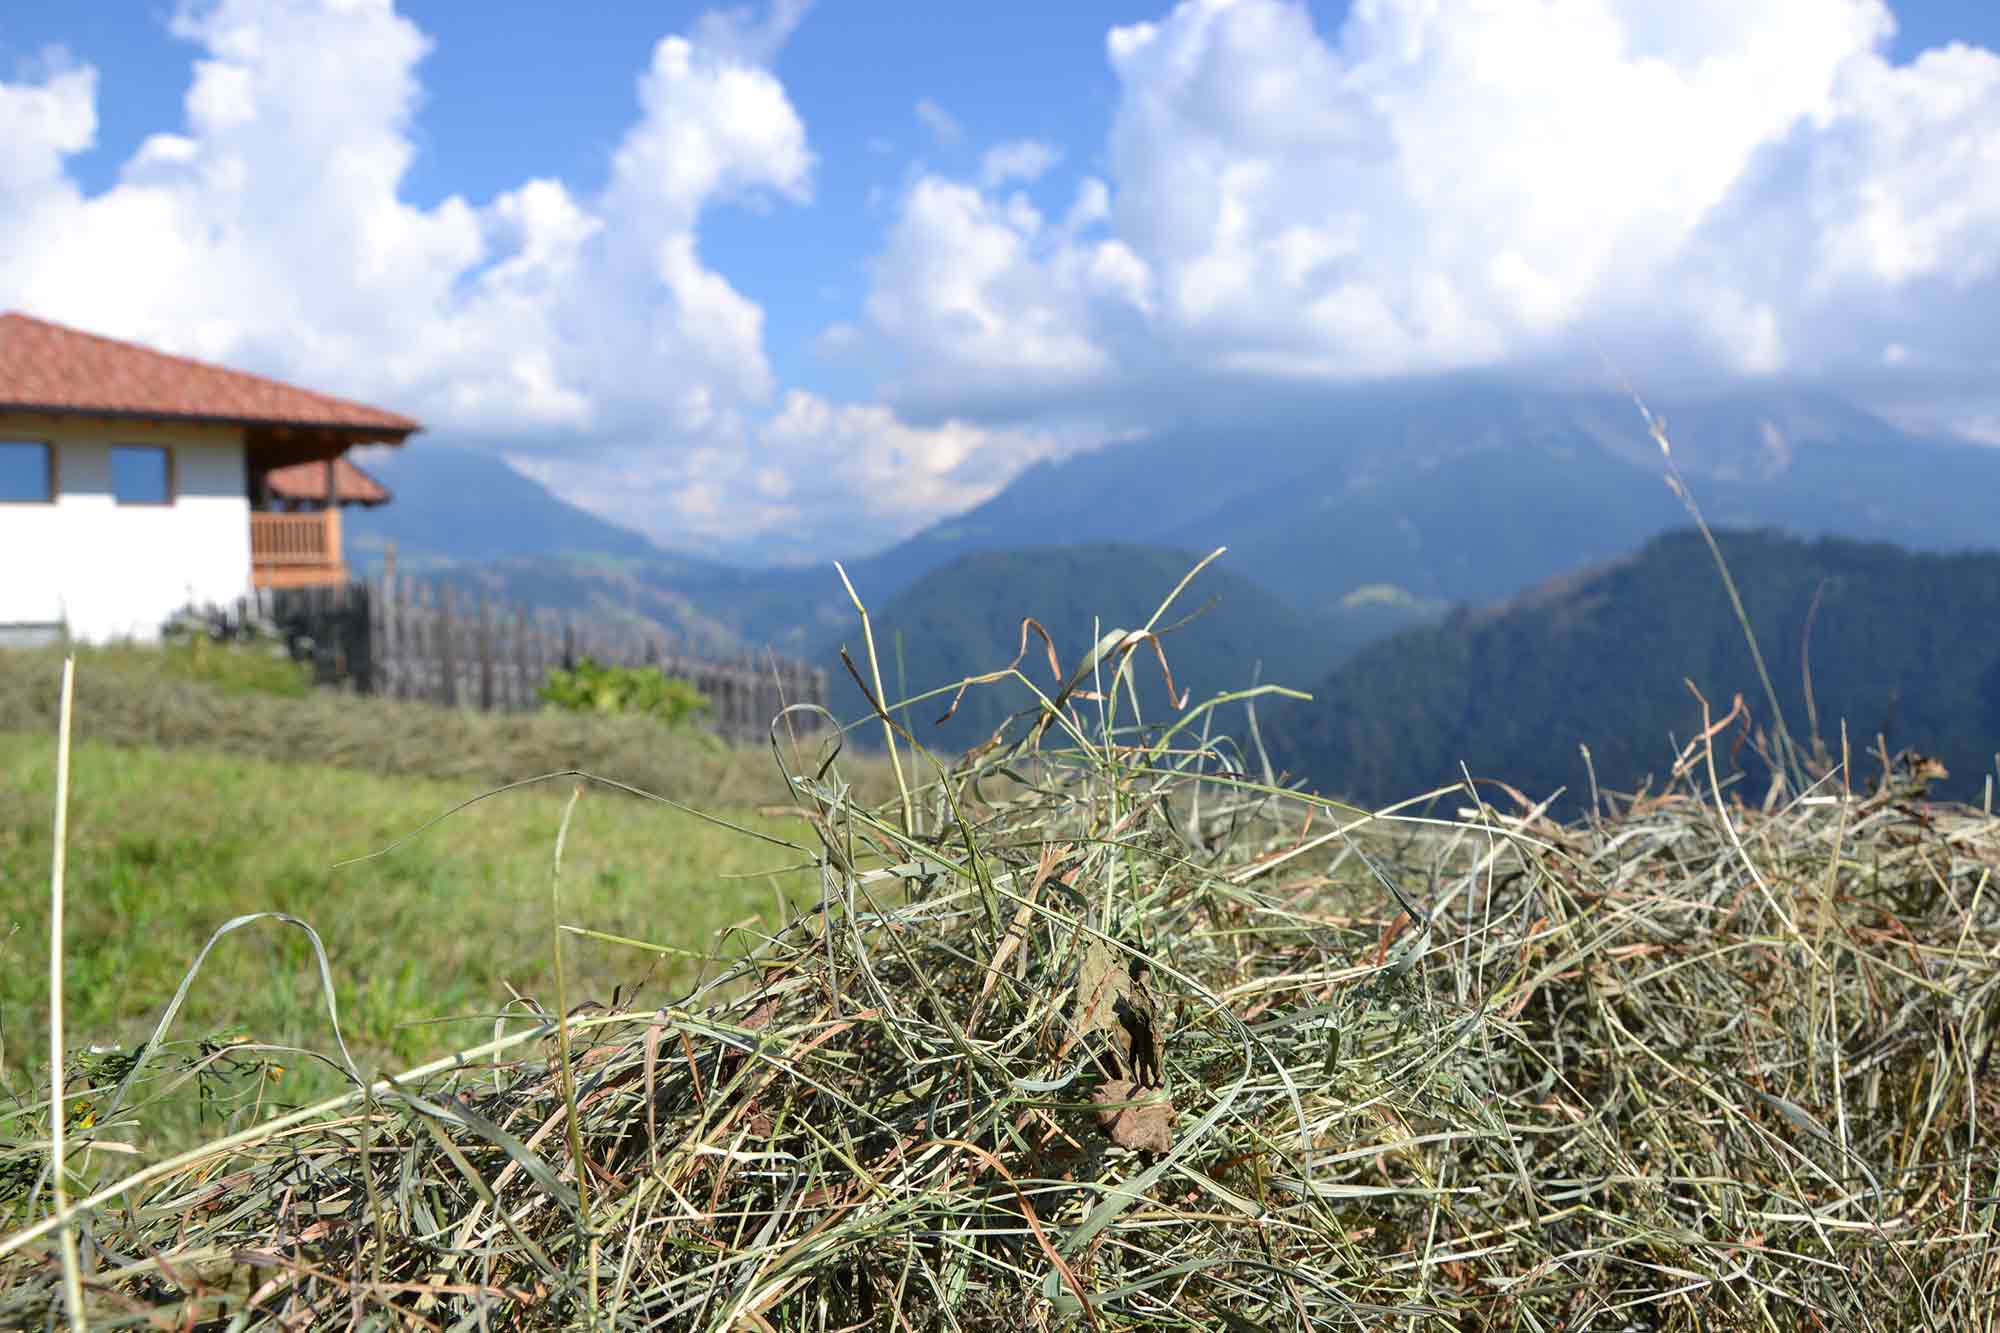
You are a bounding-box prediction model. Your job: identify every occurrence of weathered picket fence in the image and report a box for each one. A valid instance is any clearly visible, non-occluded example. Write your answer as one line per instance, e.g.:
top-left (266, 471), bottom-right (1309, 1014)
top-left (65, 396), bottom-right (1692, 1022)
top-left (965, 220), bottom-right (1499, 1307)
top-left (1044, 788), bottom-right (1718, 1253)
top-left (228, 578), bottom-right (828, 743)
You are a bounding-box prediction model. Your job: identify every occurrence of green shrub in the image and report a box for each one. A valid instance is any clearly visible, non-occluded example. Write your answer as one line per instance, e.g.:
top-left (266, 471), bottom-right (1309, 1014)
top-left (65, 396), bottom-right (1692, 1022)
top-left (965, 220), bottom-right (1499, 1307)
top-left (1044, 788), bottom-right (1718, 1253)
top-left (155, 635), bottom-right (313, 698)
top-left (44, 636), bottom-right (313, 699)
top-left (148, 603), bottom-right (314, 698)
top-left (537, 656), bottom-right (710, 728)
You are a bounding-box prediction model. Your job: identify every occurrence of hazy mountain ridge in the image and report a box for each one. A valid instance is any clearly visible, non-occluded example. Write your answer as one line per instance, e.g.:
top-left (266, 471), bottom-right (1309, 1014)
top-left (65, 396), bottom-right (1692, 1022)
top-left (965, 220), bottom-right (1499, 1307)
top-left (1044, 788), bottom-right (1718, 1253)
top-left (812, 544), bottom-right (1445, 756)
top-left (1270, 528), bottom-right (2000, 814)
top-left (831, 383), bottom-right (2000, 617)
top-left (338, 385), bottom-right (2000, 685)
top-left (346, 444), bottom-right (664, 564)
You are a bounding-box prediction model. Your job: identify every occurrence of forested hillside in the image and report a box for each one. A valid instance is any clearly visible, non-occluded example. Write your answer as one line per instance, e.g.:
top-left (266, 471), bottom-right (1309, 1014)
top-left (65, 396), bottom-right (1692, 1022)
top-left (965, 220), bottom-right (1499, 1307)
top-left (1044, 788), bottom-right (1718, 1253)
top-left (819, 545), bottom-right (1441, 755)
top-left (1271, 529), bottom-right (2000, 812)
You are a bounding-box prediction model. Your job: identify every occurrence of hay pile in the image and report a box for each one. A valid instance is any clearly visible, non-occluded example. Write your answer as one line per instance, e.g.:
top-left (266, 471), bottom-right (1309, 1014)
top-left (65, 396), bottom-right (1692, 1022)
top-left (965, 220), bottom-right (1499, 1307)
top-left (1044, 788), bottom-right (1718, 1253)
top-left (4, 680), bottom-right (1998, 1329)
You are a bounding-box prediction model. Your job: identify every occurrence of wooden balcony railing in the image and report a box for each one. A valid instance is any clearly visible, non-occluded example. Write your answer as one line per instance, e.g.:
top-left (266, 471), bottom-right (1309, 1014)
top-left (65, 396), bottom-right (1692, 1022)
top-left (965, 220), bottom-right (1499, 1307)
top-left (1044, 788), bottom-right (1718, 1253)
top-left (251, 509), bottom-right (345, 588)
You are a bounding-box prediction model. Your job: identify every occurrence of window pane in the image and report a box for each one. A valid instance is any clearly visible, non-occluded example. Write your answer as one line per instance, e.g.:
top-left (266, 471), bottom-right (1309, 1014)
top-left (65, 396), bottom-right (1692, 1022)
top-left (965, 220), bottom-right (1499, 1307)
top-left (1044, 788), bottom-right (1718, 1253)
top-left (0, 441), bottom-right (53, 502)
top-left (111, 445), bottom-right (172, 504)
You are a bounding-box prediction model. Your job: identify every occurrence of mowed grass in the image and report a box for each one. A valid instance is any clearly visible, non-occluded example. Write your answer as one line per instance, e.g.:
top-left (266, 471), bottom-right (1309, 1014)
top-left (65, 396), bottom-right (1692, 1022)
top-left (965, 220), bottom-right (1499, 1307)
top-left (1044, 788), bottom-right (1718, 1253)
top-left (0, 728), bottom-right (824, 1134)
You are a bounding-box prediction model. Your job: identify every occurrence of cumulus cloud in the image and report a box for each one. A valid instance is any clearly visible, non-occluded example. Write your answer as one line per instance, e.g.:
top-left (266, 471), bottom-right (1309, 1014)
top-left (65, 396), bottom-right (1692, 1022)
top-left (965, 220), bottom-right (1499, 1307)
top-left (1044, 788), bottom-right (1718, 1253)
top-left (0, 0), bottom-right (1075, 559)
top-left (11, 0), bottom-right (1998, 567)
top-left (865, 174), bottom-right (1136, 412)
top-left (0, 0), bottom-right (803, 433)
top-left (0, 50), bottom-right (96, 192)
top-left (862, 0), bottom-right (2000, 434)
top-left (510, 390), bottom-right (1070, 563)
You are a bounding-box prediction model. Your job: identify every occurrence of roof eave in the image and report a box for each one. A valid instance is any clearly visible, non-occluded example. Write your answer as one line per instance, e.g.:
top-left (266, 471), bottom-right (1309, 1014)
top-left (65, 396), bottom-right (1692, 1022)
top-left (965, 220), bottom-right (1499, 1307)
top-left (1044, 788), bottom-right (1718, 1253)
top-left (0, 401), bottom-right (421, 443)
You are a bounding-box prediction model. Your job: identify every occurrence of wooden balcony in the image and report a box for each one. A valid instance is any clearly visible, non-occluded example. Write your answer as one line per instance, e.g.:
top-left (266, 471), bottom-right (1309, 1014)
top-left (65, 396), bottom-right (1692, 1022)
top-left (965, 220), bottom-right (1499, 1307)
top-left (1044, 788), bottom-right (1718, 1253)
top-left (251, 508), bottom-right (346, 589)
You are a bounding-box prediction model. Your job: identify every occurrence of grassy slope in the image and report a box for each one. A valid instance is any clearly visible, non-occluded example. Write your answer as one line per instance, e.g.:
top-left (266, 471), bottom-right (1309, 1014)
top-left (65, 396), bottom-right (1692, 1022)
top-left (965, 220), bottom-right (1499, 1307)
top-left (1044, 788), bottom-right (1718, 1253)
top-left (0, 645), bottom-right (880, 1141)
top-left (1, 734), bottom-right (818, 1107)
top-left (0, 644), bottom-right (877, 811)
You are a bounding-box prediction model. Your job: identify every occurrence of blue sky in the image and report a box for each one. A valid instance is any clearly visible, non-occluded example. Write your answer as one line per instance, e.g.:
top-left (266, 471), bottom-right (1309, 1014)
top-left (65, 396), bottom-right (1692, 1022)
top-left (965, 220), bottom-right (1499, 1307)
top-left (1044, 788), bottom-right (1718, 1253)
top-left (4, 1), bottom-right (1998, 562)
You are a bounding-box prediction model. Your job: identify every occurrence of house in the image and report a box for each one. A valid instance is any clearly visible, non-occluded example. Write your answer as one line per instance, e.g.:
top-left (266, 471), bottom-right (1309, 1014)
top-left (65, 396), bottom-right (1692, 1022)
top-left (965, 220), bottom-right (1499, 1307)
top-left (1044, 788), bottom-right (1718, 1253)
top-left (0, 312), bottom-right (419, 642)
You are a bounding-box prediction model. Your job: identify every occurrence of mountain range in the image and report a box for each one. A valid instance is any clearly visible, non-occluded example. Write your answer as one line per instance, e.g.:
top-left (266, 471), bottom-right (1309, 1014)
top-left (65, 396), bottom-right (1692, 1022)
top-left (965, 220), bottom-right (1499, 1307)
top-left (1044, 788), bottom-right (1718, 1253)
top-left (343, 382), bottom-right (2000, 768)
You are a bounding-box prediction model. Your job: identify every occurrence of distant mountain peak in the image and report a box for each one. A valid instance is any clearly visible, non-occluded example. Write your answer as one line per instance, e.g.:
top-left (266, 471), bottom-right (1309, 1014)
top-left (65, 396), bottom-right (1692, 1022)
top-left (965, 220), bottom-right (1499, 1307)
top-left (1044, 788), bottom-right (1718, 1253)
top-left (346, 443), bottom-right (661, 565)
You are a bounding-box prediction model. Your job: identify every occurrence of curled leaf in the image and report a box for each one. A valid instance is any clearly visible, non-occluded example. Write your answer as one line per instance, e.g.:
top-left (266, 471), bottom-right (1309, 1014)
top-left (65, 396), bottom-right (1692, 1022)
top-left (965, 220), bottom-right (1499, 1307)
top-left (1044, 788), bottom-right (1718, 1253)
top-left (1092, 1080), bottom-right (1174, 1152)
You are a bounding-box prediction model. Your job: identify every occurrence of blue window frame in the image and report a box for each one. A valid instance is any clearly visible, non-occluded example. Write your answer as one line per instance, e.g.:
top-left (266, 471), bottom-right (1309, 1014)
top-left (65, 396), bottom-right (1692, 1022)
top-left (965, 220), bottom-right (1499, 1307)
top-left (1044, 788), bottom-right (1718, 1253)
top-left (0, 440), bottom-right (54, 502)
top-left (110, 445), bottom-right (173, 505)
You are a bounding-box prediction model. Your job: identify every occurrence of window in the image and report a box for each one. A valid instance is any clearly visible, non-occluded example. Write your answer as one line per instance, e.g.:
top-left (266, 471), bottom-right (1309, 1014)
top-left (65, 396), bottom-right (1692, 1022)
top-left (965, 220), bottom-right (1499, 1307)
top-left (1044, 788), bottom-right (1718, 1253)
top-left (0, 440), bottom-right (54, 502)
top-left (111, 445), bottom-right (173, 505)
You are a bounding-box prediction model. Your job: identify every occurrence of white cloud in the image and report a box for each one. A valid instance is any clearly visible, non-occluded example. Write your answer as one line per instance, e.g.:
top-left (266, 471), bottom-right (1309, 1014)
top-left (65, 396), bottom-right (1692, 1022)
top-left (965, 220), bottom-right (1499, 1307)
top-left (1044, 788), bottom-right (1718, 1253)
top-left (812, 320), bottom-right (863, 359)
top-left (0, 0), bottom-right (1081, 561)
top-left (865, 173), bottom-right (1153, 415)
top-left (914, 96), bottom-right (963, 147)
top-left (861, 0), bottom-right (2000, 432)
top-left (0, 0), bottom-right (1083, 561)
top-left (0, 1), bottom-right (589, 424)
top-left (511, 389), bottom-right (1070, 562)
top-left (687, 0), bottom-right (813, 66)
top-left (12, 0), bottom-right (2000, 567)
top-left (979, 139), bottom-right (1062, 189)
top-left (761, 390), bottom-right (1062, 524)
top-left (0, 52), bottom-right (97, 195)
top-left (1956, 415), bottom-right (2000, 446)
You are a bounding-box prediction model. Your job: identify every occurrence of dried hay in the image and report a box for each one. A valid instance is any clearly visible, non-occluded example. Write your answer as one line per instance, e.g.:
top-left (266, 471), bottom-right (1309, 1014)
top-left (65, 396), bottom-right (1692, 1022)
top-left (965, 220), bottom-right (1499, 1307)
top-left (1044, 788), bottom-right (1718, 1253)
top-left (4, 636), bottom-right (1998, 1330)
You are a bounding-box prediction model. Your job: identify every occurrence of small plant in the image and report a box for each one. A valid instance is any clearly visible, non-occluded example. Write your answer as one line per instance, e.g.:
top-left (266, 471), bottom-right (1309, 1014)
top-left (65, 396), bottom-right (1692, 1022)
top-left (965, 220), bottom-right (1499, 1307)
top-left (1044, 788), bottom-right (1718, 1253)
top-left (537, 656), bottom-right (710, 729)
top-left (155, 605), bottom-right (313, 698)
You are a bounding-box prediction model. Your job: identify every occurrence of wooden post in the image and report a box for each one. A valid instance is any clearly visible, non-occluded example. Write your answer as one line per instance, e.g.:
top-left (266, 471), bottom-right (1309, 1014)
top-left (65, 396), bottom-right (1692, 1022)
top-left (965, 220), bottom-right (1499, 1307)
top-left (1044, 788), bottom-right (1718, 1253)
top-left (402, 578), bottom-right (417, 701)
top-left (396, 578), bottom-right (410, 701)
top-left (478, 593), bottom-right (494, 712)
top-left (324, 504), bottom-right (343, 574)
top-left (439, 583), bottom-right (458, 708)
top-left (370, 576), bottom-right (388, 698)
top-left (365, 575), bottom-right (384, 697)
top-left (515, 604), bottom-right (531, 709)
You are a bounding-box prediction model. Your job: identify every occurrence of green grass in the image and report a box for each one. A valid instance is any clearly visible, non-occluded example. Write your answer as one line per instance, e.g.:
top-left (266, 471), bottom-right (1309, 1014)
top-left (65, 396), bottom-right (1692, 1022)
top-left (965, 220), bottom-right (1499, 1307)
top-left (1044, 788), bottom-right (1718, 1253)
top-left (1, 729), bottom-right (822, 1138)
top-left (0, 642), bottom-right (881, 811)
top-left (52, 637), bottom-right (314, 698)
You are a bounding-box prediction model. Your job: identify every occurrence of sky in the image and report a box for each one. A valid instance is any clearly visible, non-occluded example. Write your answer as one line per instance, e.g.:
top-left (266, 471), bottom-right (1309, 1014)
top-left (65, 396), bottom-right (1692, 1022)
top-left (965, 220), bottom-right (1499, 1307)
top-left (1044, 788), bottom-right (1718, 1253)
top-left (3, 0), bottom-right (1998, 564)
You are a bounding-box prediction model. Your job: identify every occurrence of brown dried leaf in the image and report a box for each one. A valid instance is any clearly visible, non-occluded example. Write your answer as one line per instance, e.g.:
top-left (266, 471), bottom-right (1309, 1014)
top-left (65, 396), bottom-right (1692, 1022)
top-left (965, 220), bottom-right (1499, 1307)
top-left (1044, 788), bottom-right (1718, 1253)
top-left (1073, 938), bottom-right (1129, 1045)
top-left (1068, 939), bottom-right (1165, 1086)
top-left (1092, 1080), bottom-right (1174, 1153)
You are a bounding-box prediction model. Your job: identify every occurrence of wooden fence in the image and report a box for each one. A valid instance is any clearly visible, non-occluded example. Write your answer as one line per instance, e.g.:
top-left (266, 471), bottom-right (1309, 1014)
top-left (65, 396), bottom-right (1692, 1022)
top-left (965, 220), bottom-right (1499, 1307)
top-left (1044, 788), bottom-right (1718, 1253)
top-left (231, 578), bottom-right (828, 743)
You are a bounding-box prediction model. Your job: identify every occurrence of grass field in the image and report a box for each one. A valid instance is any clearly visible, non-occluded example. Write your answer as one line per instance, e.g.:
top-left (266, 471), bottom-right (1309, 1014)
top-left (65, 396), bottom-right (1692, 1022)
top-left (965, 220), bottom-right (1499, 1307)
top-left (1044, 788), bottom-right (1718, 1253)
top-left (0, 642), bottom-right (882, 813)
top-left (1, 681), bottom-right (849, 1149)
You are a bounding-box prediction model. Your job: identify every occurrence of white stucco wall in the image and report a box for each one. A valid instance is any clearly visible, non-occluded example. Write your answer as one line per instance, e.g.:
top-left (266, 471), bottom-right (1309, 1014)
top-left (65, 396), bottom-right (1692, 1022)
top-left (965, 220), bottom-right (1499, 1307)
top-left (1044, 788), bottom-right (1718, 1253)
top-left (0, 416), bottom-right (252, 642)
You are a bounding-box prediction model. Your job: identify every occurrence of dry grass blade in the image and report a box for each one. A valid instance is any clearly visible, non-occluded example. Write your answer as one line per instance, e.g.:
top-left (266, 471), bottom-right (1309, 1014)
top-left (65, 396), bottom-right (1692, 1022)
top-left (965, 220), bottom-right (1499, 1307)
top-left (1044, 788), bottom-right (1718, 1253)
top-left (45, 656), bottom-right (84, 1332)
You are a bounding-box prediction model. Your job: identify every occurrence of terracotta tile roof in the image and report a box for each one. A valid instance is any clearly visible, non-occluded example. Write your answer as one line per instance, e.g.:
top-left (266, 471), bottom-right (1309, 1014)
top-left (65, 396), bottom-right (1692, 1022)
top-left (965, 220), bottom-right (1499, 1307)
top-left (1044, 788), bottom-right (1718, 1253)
top-left (264, 456), bottom-right (393, 507)
top-left (0, 311), bottom-right (420, 439)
